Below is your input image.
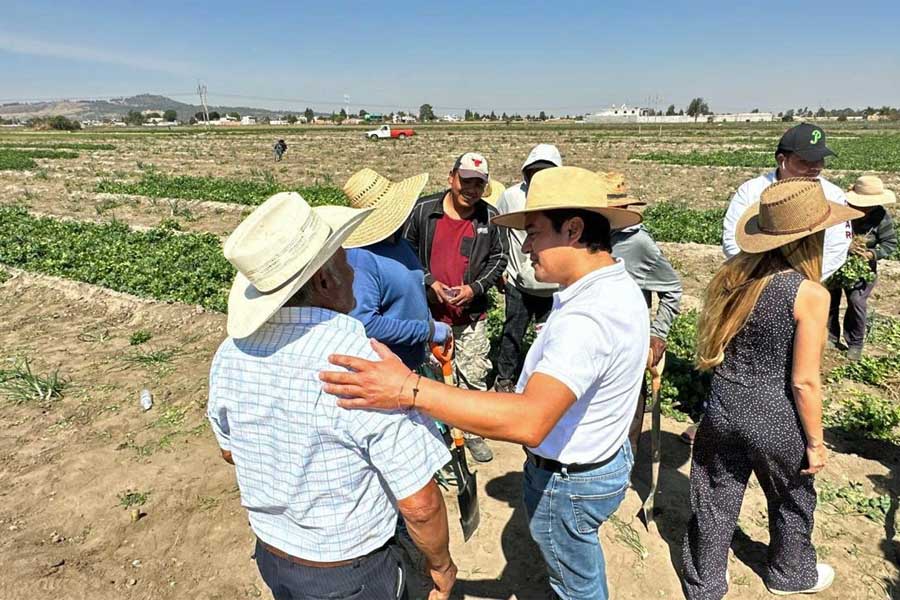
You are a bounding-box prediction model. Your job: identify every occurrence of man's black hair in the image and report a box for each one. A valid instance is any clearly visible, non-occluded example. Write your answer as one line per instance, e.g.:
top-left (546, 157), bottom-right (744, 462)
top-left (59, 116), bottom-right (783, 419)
top-left (544, 209), bottom-right (611, 253)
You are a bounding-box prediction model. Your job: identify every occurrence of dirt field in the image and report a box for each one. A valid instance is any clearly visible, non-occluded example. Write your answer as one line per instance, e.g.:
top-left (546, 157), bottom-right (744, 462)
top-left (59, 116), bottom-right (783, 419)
top-left (1, 124), bottom-right (898, 599)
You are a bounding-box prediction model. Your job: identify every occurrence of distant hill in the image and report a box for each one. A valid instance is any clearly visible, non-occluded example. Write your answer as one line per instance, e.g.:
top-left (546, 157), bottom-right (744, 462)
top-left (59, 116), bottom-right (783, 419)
top-left (0, 94), bottom-right (315, 121)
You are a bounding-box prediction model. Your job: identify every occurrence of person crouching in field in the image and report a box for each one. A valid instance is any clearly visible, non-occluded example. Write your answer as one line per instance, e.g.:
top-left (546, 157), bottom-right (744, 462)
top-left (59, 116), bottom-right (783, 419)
top-left (272, 139), bottom-right (287, 161)
top-left (827, 176), bottom-right (897, 361)
top-left (682, 179), bottom-right (862, 599)
top-left (207, 192), bottom-right (456, 600)
top-left (321, 167), bottom-right (648, 600)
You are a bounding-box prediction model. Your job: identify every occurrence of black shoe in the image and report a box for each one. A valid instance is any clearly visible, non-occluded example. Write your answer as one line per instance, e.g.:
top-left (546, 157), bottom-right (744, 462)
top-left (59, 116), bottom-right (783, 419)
top-left (494, 379), bottom-right (515, 393)
top-left (465, 437), bottom-right (494, 463)
top-left (847, 346), bottom-right (863, 361)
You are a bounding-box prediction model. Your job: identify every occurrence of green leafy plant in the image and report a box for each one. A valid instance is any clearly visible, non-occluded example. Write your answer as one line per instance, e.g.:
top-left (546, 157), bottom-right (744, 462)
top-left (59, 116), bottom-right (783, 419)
top-left (633, 134), bottom-right (900, 172)
top-left (96, 172), bottom-right (348, 207)
top-left (827, 355), bottom-right (900, 388)
top-left (129, 330), bottom-right (153, 346)
top-left (655, 310), bottom-right (710, 421)
top-left (828, 253), bottom-right (875, 289)
top-left (0, 207), bottom-right (233, 311)
top-left (117, 489), bottom-right (149, 508)
top-left (818, 480), bottom-right (891, 523)
top-left (642, 203), bottom-right (725, 245)
top-left (866, 313), bottom-right (900, 352)
top-left (825, 390), bottom-right (900, 440)
top-left (0, 148), bottom-right (78, 171)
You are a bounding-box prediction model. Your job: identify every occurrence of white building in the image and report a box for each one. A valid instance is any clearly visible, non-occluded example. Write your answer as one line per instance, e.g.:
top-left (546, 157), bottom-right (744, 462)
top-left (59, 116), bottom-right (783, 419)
top-left (441, 114), bottom-right (460, 122)
top-left (241, 115), bottom-right (257, 125)
top-left (393, 114), bottom-right (417, 124)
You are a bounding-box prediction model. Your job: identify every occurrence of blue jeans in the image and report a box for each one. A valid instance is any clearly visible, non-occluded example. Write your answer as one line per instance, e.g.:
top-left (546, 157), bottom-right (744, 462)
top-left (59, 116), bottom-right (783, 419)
top-left (522, 443), bottom-right (633, 600)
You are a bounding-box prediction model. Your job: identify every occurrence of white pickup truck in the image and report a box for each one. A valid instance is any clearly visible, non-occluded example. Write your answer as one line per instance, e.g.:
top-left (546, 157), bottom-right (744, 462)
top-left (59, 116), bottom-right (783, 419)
top-left (365, 125), bottom-right (416, 140)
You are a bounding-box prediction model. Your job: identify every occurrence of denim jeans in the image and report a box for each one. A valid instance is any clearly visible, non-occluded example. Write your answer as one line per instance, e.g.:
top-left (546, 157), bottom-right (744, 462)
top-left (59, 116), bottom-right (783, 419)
top-left (522, 442), bottom-right (634, 600)
top-left (496, 285), bottom-right (554, 384)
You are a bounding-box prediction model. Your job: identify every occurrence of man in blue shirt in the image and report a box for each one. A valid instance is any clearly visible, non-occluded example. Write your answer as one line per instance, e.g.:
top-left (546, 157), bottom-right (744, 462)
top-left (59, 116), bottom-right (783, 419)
top-left (342, 168), bottom-right (451, 368)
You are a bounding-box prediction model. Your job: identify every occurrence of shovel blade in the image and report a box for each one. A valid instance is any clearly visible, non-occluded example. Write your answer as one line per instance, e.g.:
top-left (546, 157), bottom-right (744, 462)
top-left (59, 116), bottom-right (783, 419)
top-left (457, 469), bottom-right (480, 541)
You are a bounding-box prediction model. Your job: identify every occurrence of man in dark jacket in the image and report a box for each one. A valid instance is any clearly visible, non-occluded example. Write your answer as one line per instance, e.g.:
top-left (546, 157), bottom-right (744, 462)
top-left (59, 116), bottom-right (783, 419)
top-left (403, 152), bottom-right (508, 462)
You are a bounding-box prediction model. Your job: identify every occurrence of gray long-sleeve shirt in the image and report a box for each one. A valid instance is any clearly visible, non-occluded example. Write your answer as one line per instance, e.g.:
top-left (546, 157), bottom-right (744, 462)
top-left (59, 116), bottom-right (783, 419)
top-left (611, 224), bottom-right (683, 340)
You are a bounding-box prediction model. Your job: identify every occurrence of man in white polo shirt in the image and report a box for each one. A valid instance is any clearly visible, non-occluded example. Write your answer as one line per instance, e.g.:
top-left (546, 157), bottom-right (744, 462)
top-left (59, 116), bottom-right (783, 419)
top-left (722, 122), bottom-right (852, 280)
top-left (320, 167), bottom-right (648, 600)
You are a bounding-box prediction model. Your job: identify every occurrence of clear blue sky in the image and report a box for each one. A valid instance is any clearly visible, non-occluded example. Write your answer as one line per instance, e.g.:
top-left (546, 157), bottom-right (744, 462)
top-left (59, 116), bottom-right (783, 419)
top-left (2, 0), bottom-right (898, 115)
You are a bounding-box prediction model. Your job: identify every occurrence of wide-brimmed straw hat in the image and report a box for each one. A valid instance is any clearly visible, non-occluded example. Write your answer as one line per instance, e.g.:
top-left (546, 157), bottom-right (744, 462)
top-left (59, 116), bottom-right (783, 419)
top-left (341, 168), bottom-right (428, 248)
top-left (736, 178), bottom-right (862, 254)
top-left (846, 175), bottom-right (896, 208)
top-left (491, 166), bottom-right (642, 230)
top-left (597, 171), bottom-right (645, 207)
top-left (224, 192), bottom-right (373, 338)
top-left (482, 179), bottom-right (505, 206)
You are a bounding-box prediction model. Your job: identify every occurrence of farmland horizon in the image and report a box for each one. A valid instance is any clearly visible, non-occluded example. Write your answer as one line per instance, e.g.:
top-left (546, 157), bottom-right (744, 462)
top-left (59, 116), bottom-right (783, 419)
top-left (2, 1), bottom-right (899, 116)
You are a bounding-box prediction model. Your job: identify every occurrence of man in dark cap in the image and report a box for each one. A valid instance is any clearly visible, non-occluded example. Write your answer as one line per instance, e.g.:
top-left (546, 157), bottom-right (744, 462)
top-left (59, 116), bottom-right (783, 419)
top-left (683, 123), bottom-right (857, 447)
top-left (722, 122), bottom-right (852, 280)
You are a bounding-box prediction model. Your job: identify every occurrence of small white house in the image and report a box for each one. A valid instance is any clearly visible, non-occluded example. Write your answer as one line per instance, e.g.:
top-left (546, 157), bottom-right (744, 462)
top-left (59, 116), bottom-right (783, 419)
top-left (241, 115), bottom-right (257, 125)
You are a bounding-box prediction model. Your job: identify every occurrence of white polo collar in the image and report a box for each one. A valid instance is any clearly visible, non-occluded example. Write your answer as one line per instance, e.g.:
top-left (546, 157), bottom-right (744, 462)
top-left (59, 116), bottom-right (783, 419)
top-left (554, 259), bottom-right (626, 306)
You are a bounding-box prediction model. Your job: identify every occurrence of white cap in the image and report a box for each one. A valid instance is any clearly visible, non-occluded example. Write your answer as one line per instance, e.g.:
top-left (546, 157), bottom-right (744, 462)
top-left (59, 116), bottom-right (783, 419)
top-left (522, 144), bottom-right (562, 172)
top-left (454, 152), bottom-right (489, 181)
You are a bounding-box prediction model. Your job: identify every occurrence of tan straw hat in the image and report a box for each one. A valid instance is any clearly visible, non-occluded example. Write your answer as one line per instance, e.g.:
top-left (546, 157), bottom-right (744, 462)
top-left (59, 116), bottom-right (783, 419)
top-left (846, 175), bottom-right (896, 208)
top-left (597, 171), bottom-right (645, 207)
top-left (491, 166), bottom-right (642, 230)
top-left (482, 179), bottom-right (506, 206)
top-left (341, 168), bottom-right (428, 248)
top-left (224, 192), bottom-right (373, 338)
top-left (736, 178), bottom-right (862, 254)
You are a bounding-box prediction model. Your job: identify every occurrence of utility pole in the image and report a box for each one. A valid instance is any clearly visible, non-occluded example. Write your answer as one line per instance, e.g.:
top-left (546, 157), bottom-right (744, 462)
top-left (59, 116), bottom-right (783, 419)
top-left (197, 82), bottom-right (209, 126)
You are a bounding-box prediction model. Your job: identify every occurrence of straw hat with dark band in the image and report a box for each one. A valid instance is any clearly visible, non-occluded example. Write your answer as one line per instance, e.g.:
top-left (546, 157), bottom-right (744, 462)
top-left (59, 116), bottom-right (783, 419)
top-left (846, 175), bottom-right (896, 208)
top-left (736, 178), bottom-right (862, 254)
top-left (597, 171), bottom-right (645, 207)
top-left (341, 168), bottom-right (428, 248)
top-left (491, 166), bottom-right (642, 230)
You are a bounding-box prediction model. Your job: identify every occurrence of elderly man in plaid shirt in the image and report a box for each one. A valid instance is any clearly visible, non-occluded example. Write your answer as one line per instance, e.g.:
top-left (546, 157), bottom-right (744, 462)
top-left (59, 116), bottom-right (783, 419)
top-left (208, 192), bottom-right (456, 600)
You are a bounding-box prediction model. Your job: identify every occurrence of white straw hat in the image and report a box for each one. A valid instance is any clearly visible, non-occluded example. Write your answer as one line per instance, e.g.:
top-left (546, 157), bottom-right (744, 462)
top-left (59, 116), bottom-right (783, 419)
top-left (224, 192), bottom-right (372, 338)
top-left (491, 166), bottom-right (642, 230)
top-left (341, 168), bottom-right (429, 248)
top-left (846, 175), bottom-right (896, 208)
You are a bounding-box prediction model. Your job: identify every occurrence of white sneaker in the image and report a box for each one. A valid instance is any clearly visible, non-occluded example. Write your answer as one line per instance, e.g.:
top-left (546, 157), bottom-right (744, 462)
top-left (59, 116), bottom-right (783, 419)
top-left (768, 564), bottom-right (834, 595)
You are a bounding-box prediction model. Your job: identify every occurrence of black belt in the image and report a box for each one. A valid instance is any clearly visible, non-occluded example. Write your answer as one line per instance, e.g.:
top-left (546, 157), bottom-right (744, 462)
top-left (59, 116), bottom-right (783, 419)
top-left (524, 448), bottom-right (617, 474)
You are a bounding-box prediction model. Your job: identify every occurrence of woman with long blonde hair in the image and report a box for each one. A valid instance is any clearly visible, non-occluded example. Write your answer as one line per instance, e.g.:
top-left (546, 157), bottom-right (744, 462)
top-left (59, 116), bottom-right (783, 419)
top-left (681, 178), bottom-right (861, 599)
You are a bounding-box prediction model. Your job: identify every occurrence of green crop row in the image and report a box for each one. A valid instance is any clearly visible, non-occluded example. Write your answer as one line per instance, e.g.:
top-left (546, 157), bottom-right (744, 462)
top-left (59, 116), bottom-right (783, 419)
top-left (0, 207), bottom-right (233, 311)
top-left (633, 134), bottom-right (900, 172)
top-left (0, 148), bottom-right (79, 170)
top-left (0, 142), bottom-right (115, 151)
top-left (643, 203), bottom-right (725, 245)
top-left (96, 172), bottom-right (347, 206)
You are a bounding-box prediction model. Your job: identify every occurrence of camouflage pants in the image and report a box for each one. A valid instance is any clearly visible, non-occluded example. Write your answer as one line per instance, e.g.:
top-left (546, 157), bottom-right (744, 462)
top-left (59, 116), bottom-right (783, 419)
top-left (451, 319), bottom-right (491, 441)
top-left (451, 319), bottom-right (491, 392)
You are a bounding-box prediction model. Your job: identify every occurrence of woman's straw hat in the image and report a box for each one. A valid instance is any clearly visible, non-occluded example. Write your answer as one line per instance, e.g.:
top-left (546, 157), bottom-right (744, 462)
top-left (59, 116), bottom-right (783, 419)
top-left (846, 175), bottom-right (896, 208)
top-left (482, 179), bottom-right (506, 206)
top-left (736, 178), bottom-right (862, 254)
top-left (341, 168), bottom-right (428, 248)
top-left (597, 171), bottom-right (645, 207)
top-left (491, 166), bottom-right (642, 230)
top-left (224, 192), bottom-right (372, 338)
